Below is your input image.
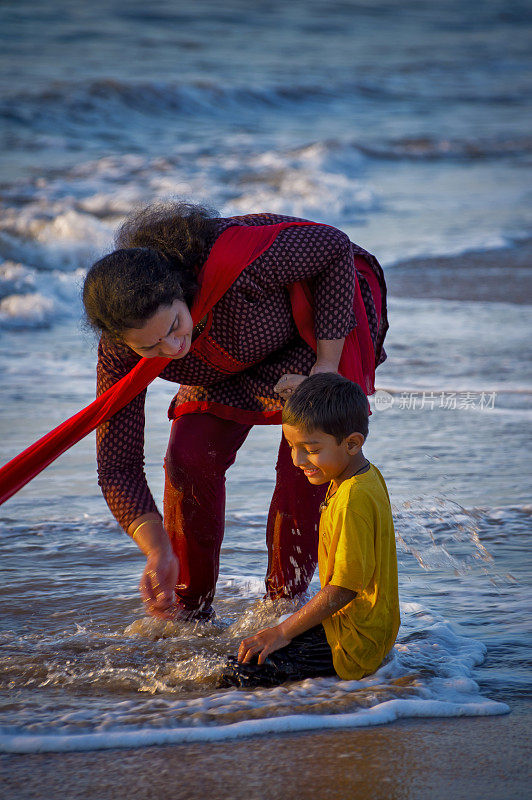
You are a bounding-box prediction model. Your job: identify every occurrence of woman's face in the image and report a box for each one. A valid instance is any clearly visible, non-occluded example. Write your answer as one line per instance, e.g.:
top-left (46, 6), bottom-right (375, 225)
top-left (122, 299), bottom-right (194, 359)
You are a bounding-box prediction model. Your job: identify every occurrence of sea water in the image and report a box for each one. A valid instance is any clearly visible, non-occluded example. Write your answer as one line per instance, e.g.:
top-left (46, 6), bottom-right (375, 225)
top-left (0, 0), bottom-right (530, 753)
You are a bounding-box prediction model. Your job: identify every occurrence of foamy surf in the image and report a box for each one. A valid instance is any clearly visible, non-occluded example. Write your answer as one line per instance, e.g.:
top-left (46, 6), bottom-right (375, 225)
top-left (0, 697), bottom-right (509, 755)
top-left (1, 139), bottom-right (530, 328)
top-left (0, 602), bottom-right (509, 754)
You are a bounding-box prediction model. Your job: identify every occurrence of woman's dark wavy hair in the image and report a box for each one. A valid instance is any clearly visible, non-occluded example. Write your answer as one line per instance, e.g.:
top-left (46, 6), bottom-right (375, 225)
top-left (282, 373), bottom-right (369, 441)
top-left (83, 201), bottom-right (218, 340)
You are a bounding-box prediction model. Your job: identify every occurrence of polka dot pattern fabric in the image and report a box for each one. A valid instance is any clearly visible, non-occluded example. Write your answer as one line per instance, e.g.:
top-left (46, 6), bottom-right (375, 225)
top-left (96, 213), bottom-right (388, 529)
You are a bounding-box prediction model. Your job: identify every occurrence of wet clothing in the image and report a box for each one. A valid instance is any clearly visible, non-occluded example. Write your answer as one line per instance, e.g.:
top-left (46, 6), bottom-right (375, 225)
top-left (319, 465), bottom-right (400, 680)
top-left (220, 464), bottom-right (399, 688)
top-left (96, 213), bottom-right (387, 532)
top-left (219, 625), bottom-right (335, 688)
top-left (95, 212), bottom-right (388, 612)
top-left (163, 412), bottom-right (327, 613)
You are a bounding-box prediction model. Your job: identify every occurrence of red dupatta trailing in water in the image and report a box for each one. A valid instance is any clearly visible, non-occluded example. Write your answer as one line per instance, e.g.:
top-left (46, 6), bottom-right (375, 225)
top-left (0, 221), bottom-right (379, 505)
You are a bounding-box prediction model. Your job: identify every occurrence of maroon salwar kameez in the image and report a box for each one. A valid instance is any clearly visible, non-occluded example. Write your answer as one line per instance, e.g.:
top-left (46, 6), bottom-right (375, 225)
top-left (95, 213), bottom-right (388, 616)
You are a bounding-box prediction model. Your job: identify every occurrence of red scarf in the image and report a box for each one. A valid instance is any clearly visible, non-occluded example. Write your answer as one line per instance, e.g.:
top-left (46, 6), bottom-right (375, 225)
top-left (0, 221), bottom-right (377, 505)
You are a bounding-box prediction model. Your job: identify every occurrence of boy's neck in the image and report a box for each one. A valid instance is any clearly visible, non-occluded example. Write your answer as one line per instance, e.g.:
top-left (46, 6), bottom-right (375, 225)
top-left (331, 450), bottom-right (370, 493)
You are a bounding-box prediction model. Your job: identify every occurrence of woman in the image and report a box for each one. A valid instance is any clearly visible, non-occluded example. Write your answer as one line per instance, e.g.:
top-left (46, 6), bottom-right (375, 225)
top-left (83, 202), bottom-right (388, 621)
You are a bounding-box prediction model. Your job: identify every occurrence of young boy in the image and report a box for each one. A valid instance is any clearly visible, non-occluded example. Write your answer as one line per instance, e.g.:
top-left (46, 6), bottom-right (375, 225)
top-left (220, 373), bottom-right (400, 687)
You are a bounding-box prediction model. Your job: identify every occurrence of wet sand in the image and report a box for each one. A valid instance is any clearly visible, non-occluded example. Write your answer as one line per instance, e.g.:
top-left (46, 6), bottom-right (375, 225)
top-left (387, 238), bottom-right (532, 304)
top-left (2, 701), bottom-right (529, 800)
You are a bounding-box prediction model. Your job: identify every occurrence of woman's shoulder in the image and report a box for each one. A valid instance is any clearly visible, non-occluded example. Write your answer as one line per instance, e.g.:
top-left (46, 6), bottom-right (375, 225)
top-left (216, 212), bottom-right (311, 227)
top-left (214, 213), bottom-right (354, 259)
top-left (97, 335), bottom-right (140, 377)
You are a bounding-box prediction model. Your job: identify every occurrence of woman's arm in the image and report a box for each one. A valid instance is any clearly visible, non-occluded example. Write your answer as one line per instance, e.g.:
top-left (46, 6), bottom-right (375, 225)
top-left (238, 583), bottom-right (356, 664)
top-left (96, 339), bottom-right (159, 529)
top-left (263, 224), bottom-right (355, 393)
top-left (97, 339), bottom-right (178, 616)
top-left (267, 223), bottom-right (357, 343)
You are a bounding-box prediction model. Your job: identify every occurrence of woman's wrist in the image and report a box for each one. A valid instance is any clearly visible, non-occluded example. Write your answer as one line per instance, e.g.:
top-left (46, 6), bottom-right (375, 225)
top-left (311, 361), bottom-right (339, 375)
top-left (313, 337), bottom-right (345, 374)
top-left (128, 514), bottom-right (172, 558)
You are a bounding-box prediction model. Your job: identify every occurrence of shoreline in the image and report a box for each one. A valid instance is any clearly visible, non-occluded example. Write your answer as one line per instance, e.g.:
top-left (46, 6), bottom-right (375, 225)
top-left (2, 701), bottom-right (529, 800)
top-left (386, 238), bottom-right (532, 304)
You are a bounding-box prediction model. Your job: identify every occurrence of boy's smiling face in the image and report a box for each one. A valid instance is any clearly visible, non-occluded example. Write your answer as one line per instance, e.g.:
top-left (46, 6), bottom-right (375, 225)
top-left (282, 423), bottom-right (365, 488)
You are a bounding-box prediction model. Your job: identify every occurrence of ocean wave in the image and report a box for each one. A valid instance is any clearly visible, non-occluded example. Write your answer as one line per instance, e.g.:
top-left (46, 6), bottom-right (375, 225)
top-left (353, 75), bottom-right (530, 106)
top-left (0, 260), bottom-right (85, 329)
top-left (0, 699), bottom-right (509, 755)
top-left (0, 207), bottom-right (112, 270)
top-left (357, 135), bottom-right (532, 161)
top-left (0, 602), bottom-right (509, 753)
top-left (0, 142), bottom-right (377, 309)
top-left (0, 136), bottom-right (530, 334)
top-left (0, 291), bottom-right (56, 329)
top-left (0, 202), bottom-right (112, 328)
top-left (0, 79), bottom-right (333, 128)
top-left (0, 502), bottom-right (525, 752)
top-left (1, 75), bottom-right (528, 137)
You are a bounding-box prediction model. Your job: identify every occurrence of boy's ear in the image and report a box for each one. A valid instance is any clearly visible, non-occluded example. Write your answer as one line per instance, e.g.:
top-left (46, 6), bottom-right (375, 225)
top-left (345, 432), bottom-right (365, 453)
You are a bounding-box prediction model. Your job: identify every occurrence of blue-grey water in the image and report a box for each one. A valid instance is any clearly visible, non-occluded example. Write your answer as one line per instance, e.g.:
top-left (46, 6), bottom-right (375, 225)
top-left (0, 0), bottom-right (530, 751)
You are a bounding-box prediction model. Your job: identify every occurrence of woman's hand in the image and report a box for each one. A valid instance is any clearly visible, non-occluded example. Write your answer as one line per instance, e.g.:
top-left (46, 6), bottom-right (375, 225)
top-left (274, 373), bottom-right (306, 400)
top-left (139, 549), bottom-right (179, 619)
top-left (274, 338), bottom-right (345, 400)
top-left (128, 515), bottom-right (180, 619)
top-left (238, 625), bottom-right (291, 665)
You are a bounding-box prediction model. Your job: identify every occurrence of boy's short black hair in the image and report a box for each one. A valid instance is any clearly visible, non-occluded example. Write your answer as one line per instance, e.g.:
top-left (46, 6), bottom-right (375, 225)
top-left (282, 373), bottom-right (369, 442)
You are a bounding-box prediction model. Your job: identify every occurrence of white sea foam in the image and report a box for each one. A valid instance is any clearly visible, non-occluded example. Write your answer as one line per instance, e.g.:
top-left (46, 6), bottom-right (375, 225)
top-left (1, 140), bottom-right (528, 324)
top-left (0, 601), bottom-right (509, 754)
top-left (218, 575), bottom-right (265, 597)
top-left (0, 206), bottom-right (112, 271)
top-left (0, 292), bottom-right (56, 328)
top-left (0, 697), bottom-right (508, 754)
top-left (0, 197), bottom-right (113, 327)
top-left (0, 260), bottom-right (85, 328)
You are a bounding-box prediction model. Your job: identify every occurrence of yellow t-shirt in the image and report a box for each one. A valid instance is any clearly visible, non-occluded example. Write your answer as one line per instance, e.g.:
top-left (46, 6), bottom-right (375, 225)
top-left (318, 464), bottom-right (400, 680)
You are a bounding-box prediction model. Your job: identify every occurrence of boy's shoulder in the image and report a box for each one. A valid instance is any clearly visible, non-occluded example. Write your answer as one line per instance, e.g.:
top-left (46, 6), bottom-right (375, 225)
top-left (335, 464), bottom-right (391, 515)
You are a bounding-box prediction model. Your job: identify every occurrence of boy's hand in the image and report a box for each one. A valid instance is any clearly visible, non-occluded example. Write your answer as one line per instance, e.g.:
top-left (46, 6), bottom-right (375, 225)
top-left (238, 625), bottom-right (291, 665)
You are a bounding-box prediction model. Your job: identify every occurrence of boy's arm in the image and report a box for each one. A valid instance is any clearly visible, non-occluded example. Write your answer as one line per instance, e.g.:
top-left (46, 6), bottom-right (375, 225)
top-left (238, 584), bottom-right (356, 665)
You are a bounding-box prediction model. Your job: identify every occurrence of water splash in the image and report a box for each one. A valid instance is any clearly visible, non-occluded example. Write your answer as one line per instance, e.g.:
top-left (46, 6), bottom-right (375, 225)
top-left (393, 498), bottom-right (524, 587)
top-left (0, 602), bottom-right (509, 753)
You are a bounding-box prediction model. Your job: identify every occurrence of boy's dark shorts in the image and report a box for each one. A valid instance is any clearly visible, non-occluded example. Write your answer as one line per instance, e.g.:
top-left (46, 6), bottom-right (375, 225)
top-left (218, 624), bottom-right (336, 688)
